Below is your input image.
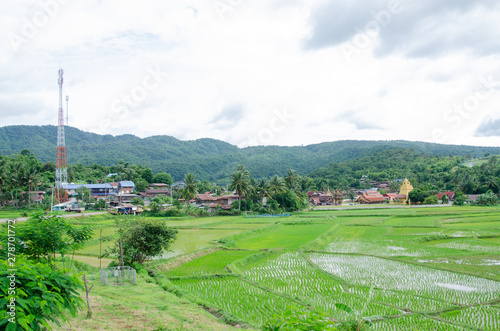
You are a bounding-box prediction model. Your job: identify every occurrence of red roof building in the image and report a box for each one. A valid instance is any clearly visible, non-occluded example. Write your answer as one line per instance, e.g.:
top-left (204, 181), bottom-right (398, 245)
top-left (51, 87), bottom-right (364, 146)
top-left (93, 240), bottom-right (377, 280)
top-left (437, 191), bottom-right (455, 201)
top-left (357, 190), bottom-right (386, 204)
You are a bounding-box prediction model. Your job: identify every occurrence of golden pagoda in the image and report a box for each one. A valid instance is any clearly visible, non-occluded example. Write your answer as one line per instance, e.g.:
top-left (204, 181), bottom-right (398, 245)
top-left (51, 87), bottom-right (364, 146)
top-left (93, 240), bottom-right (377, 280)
top-left (326, 188), bottom-right (333, 196)
top-left (397, 178), bottom-right (413, 204)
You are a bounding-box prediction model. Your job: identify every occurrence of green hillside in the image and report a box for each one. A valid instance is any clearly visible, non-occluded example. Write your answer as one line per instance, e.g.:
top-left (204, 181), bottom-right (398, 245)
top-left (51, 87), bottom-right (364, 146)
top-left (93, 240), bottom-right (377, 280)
top-left (1, 125), bottom-right (499, 181)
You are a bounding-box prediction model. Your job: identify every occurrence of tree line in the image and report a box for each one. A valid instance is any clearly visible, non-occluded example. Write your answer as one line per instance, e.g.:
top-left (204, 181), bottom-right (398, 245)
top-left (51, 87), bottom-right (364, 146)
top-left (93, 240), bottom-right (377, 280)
top-left (2, 148), bottom-right (500, 210)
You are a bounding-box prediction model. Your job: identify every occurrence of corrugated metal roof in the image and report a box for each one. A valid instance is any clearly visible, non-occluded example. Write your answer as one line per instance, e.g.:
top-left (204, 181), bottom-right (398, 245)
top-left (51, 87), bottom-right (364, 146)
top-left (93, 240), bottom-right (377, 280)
top-left (62, 183), bottom-right (113, 189)
top-left (119, 181), bottom-right (135, 187)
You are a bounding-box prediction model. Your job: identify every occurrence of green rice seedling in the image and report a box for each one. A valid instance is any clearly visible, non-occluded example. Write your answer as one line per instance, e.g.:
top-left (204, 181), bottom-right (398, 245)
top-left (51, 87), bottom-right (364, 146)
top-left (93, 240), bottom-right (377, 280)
top-left (167, 250), bottom-right (257, 276)
top-left (349, 287), bottom-right (451, 313)
top-left (371, 314), bottom-right (467, 330)
top-left (243, 252), bottom-right (400, 319)
top-left (390, 227), bottom-right (445, 236)
top-left (324, 238), bottom-right (453, 257)
top-left (439, 305), bottom-right (500, 331)
top-left (308, 253), bottom-right (500, 306)
top-left (383, 216), bottom-right (444, 227)
top-left (442, 221), bottom-right (500, 230)
top-left (171, 275), bottom-right (299, 326)
top-left (425, 237), bottom-right (500, 254)
top-left (157, 228), bottom-right (246, 259)
top-left (235, 223), bottom-right (334, 250)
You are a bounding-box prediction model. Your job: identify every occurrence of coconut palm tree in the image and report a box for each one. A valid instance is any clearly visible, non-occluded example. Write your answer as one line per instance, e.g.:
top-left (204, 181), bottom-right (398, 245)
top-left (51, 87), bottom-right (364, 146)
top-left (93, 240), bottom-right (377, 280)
top-left (256, 178), bottom-right (270, 205)
top-left (229, 166), bottom-right (250, 214)
top-left (268, 175), bottom-right (286, 197)
top-left (284, 169), bottom-right (298, 191)
top-left (181, 173), bottom-right (199, 211)
top-left (24, 165), bottom-right (40, 209)
top-left (8, 161), bottom-right (23, 208)
top-left (0, 158), bottom-right (7, 205)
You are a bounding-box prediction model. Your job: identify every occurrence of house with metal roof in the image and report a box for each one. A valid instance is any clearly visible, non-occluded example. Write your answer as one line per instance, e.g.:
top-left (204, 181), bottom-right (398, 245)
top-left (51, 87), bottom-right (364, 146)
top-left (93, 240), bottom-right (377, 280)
top-left (62, 183), bottom-right (115, 199)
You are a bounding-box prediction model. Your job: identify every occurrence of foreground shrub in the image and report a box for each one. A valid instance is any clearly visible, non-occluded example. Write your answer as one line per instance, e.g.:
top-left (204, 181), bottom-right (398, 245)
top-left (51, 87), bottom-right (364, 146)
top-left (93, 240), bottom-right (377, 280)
top-left (0, 255), bottom-right (84, 330)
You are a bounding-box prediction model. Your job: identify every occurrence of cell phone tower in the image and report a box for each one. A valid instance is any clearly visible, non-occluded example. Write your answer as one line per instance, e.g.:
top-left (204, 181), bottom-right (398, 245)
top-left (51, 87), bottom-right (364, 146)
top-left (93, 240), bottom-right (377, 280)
top-left (55, 68), bottom-right (68, 203)
top-left (66, 95), bottom-right (69, 126)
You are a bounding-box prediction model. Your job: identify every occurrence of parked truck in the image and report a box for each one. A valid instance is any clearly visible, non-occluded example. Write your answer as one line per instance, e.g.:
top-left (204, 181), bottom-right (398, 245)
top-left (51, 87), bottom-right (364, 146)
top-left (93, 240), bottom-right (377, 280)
top-left (67, 202), bottom-right (85, 213)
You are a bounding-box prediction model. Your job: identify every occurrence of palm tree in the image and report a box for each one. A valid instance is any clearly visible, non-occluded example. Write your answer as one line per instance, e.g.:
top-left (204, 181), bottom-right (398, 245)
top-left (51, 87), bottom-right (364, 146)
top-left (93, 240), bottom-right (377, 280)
top-left (8, 161), bottom-right (23, 208)
top-left (181, 173), bottom-right (199, 211)
top-left (247, 178), bottom-right (258, 204)
top-left (256, 178), bottom-right (270, 205)
top-left (0, 158), bottom-right (7, 206)
top-left (298, 176), bottom-right (314, 193)
top-left (24, 165), bottom-right (40, 209)
top-left (268, 175), bottom-right (286, 197)
top-left (229, 166), bottom-right (250, 214)
top-left (284, 169), bottom-right (298, 191)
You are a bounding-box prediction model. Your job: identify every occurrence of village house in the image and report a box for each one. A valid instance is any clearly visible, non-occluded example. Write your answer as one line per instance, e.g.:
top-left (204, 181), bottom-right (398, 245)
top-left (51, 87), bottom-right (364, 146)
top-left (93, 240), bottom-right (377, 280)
top-left (21, 191), bottom-right (46, 203)
top-left (465, 194), bottom-right (478, 204)
top-left (62, 183), bottom-right (115, 200)
top-left (139, 188), bottom-right (171, 199)
top-left (437, 191), bottom-right (455, 202)
top-left (384, 192), bottom-right (398, 203)
top-left (118, 181), bottom-right (135, 194)
top-left (357, 190), bottom-right (386, 204)
top-left (194, 192), bottom-right (241, 211)
top-left (148, 183), bottom-right (170, 189)
top-left (308, 191), bottom-right (331, 206)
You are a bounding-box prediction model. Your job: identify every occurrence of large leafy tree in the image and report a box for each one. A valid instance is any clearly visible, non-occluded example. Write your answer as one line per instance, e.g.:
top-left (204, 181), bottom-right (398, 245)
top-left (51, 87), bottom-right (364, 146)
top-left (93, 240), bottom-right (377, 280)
top-left (111, 218), bottom-right (178, 264)
top-left (153, 172), bottom-right (173, 185)
top-left (229, 165), bottom-right (250, 214)
top-left (16, 212), bottom-right (93, 264)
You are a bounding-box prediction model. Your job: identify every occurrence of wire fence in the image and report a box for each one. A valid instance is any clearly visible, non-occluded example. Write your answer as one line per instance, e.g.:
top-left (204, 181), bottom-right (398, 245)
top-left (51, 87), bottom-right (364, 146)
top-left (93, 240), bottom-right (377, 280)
top-left (100, 266), bottom-right (136, 286)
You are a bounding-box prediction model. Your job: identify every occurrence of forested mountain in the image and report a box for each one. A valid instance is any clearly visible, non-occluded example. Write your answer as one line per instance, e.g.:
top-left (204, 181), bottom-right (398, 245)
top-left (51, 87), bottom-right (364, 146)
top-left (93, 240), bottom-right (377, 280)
top-left (1, 125), bottom-right (500, 181)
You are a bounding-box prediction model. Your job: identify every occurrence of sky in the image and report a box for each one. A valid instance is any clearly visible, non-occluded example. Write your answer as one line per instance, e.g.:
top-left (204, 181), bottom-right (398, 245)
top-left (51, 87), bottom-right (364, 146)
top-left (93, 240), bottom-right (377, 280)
top-left (1, 0), bottom-right (500, 148)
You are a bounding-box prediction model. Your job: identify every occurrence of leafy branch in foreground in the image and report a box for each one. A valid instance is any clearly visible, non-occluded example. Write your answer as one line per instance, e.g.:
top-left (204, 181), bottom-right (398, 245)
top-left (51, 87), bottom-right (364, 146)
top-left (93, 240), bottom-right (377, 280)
top-left (0, 255), bottom-right (84, 331)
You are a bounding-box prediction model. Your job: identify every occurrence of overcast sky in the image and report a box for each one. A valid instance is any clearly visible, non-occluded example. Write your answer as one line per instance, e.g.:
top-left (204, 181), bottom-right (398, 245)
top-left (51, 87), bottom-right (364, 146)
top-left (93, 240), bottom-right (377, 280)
top-left (1, 0), bottom-right (500, 147)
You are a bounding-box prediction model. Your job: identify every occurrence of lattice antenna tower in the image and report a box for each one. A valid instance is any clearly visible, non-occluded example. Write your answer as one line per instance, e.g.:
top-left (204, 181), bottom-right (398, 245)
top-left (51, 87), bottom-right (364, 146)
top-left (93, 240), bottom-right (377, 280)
top-left (66, 95), bottom-right (69, 126)
top-left (55, 68), bottom-right (68, 202)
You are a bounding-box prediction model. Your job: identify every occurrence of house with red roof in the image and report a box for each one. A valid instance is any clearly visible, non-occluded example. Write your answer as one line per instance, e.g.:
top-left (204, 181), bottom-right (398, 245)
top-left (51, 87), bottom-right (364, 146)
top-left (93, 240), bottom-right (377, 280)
top-left (357, 190), bottom-right (386, 204)
top-left (437, 191), bottom-right (455, 202)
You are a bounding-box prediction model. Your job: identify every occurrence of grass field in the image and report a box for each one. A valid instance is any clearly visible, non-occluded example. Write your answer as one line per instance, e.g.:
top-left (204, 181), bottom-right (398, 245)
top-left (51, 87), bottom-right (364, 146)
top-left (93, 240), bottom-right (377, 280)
top-left (57, 206), bottom-right (500, 330)
top-left (0, 209), bottom-right (29, 219)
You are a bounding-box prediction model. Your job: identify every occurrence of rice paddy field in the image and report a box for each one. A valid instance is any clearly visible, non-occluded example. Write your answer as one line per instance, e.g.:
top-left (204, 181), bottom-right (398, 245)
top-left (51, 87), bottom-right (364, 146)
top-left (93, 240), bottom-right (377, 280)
top-left (75, 206), bottom-right (500, 330)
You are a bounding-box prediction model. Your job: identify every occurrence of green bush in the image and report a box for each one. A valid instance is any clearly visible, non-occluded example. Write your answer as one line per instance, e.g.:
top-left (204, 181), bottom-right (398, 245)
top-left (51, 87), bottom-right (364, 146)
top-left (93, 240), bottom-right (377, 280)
top-left (475, 191), bottom-right (498, 206)
top-left (423, 195), bottom-right (439, 205)
top-left (0, 255), bottom-right (84, 330)
top-left (453, 192), bottom-right (469, 206)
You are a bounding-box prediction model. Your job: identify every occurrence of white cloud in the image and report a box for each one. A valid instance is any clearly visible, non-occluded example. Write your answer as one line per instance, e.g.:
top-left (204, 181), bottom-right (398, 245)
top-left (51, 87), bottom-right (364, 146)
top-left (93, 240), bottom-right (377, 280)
top-left (0, 0), bottom-right (499, 148)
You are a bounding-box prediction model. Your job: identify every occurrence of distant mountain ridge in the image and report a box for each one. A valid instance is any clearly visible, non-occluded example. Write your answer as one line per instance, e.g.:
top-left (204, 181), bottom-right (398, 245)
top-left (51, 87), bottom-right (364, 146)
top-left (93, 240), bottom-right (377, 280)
top-left (1, 125), bottom-right (499, 181)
